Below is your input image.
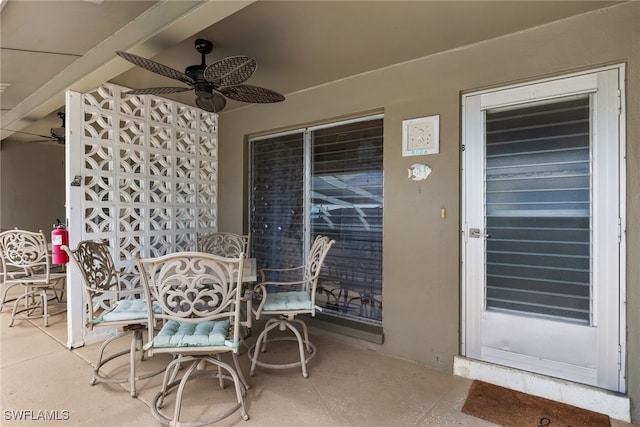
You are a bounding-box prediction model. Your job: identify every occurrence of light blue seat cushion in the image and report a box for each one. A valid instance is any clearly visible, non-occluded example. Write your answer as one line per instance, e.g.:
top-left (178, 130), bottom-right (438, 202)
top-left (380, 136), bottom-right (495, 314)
top-left (152, 319), bottom-right (234, 348)
top-left (263, 291), bottom-right (312, 311)
top-left (94, 299), bottom-right (150, 323)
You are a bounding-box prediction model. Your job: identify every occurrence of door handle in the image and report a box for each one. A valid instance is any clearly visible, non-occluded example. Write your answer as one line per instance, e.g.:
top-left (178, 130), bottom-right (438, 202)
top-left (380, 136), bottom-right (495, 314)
top-left (469, 228), bottom-right (491, 239)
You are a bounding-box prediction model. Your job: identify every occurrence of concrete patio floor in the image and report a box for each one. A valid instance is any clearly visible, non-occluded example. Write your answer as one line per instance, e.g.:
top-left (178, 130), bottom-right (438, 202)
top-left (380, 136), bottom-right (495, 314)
top-left (1, 303), bottom-right (636, 427)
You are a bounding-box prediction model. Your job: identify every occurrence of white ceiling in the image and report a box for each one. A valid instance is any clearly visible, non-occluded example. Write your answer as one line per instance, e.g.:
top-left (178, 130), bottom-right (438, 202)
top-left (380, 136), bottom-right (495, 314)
top-left (0, 0), bottom-right (620, 144)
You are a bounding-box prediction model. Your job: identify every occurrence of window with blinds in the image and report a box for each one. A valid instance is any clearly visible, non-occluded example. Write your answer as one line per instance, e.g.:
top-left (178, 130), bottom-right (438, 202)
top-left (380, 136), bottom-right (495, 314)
top-left (249, 116), bottom-right (384, 324)
top-left (250, 132), bottom-right (305, 278)
top-left (485, 96), bottom-right (591, 324)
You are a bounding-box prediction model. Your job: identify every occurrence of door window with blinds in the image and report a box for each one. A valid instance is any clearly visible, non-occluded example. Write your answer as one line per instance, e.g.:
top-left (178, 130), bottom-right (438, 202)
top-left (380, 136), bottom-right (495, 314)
top-left (485, 97), bottom-right (591, 324)
top-left (249, 115), bottom-right (384, 324)
top-left (463, 67), bottom-right (624, 390)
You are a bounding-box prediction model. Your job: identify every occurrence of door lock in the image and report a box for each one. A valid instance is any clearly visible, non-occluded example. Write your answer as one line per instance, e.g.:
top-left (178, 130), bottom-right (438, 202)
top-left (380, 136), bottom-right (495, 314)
top-left (469, 228), bottom-right (491, 239)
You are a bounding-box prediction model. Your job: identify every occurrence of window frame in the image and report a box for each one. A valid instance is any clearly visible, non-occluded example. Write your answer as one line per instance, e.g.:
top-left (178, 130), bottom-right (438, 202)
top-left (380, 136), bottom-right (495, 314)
top-left (248, 113), bottom-right (384, 325)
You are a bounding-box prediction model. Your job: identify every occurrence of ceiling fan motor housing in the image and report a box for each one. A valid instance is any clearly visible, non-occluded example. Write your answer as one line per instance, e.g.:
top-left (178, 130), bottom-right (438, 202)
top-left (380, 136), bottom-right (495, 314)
top-left (185, 64), bottom-right (214, 99)
top-left (51, 128), bottom-right (65, 138)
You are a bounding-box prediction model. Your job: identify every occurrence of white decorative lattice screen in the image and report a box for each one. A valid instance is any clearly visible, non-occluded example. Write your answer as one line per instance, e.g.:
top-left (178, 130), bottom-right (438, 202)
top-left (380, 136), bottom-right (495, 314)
top-left (65, 83), bottom-right (218, 346)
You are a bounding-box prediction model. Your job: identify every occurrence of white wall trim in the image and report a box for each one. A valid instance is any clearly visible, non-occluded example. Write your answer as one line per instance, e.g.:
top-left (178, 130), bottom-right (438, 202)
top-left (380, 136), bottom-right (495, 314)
top-left (460, 64), bottom-right (626, 391)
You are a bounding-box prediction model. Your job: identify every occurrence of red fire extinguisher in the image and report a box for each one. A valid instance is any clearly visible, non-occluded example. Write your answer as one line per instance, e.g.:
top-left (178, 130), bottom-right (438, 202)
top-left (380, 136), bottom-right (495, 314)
top-left (51, 219), bottom-right (69, 265)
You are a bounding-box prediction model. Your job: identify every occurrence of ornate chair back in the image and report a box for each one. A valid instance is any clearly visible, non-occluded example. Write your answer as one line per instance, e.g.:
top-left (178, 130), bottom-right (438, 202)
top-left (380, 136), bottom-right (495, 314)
top-left (135, 251), bottom-right (249, 425)
top-left (64, 240), bottom-right (126, 329)
top-left (0, 229), bottom-right (66, 327)
top-left (63, 240), bottom-right (162, 397)
top-left (197, 232), bottom-right (250, 258)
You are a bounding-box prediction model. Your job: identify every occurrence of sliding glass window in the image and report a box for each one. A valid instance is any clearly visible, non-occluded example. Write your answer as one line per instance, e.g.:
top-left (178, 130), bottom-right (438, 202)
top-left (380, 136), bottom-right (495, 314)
top-left (249, 115), bottom-right (384, 324)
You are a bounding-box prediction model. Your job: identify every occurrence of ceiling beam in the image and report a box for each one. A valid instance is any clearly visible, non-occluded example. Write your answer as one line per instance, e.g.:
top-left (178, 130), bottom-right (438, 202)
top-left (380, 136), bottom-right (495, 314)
top-left (1, 0), bottom-right (254, 140)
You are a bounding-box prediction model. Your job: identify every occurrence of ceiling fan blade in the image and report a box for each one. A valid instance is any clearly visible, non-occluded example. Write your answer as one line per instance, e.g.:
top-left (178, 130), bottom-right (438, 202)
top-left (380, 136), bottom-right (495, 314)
top-left (220, 85), bottom-right (285, 103)
top-left (116, 51), bottom-right (195, 85)
top-left (195, 93), bottom-right (227, 113)
top-left (28, 139), bottom-right (65, 145)
top-left (125, 87), bottom-right (192, 95)
top-left (0, 128), bottom-right (55, 140)
top-left (203, 56), bottom-right (257, 87)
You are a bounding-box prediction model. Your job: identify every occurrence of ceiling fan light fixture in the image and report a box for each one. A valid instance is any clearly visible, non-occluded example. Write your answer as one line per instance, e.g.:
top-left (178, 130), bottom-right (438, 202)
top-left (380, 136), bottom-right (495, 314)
top-left (195, 93), bottom-right (226, 113)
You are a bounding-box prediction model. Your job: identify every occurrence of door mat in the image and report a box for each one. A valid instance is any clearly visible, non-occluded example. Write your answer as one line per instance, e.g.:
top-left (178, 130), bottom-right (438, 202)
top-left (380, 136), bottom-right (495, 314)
top-left (461, 380), bottom-right (610, 427)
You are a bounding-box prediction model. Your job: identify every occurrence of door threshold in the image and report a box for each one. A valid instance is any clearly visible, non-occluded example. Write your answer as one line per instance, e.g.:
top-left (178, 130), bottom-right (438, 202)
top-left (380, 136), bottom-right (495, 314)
top-left (453, 356), bottom-right (630, 422)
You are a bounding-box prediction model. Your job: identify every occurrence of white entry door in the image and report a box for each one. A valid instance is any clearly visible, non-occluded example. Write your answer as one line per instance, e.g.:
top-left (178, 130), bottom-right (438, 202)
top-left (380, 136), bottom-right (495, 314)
top-left (461, 66), bottom-right (625, 392)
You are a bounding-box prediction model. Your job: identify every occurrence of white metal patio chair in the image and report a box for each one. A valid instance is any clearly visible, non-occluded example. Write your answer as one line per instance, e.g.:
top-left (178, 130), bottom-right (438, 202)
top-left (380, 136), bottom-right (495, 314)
top-left (135, 251), bottom-right (250, 426)
top-left (248, 235), bottom-right (335, 378)
top-left (63, 240), bottom-right (164, 397)
top-left (0, 229), bottom-right (66, 327)
top-left (198, 231), bottom-right (254, 343)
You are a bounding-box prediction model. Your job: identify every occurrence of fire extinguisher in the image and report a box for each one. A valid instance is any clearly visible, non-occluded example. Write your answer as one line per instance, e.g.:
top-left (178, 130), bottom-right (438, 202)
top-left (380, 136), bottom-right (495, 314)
top-left (51, 219), bottom-right (69, 265)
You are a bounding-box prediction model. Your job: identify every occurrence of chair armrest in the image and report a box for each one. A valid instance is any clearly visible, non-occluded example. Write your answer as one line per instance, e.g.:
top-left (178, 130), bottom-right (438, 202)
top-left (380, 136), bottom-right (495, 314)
top-left (90, 286), bottom-right (145, 300)
top-left (257, 265), bottom-right (304, 281)
top-left (254, 279), bottom-right (308, 290)
top-left (3, 269), bottom-right (29, 280)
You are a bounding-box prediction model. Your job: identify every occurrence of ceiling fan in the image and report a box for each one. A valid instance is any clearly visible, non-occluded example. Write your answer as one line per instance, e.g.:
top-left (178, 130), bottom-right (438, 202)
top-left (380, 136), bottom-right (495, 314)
top-left (116, 38), bottom-right (285, 113)
top-left (1, 112), bottom-right (65, 145)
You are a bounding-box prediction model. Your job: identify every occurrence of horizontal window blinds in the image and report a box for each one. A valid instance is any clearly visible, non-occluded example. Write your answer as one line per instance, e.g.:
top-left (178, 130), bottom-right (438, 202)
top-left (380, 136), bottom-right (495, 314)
top-left (249, 117), bottom-right (384, 324)
top-left (250, 132), bottom-right (305, 278)
top-left (311, 119), bottom-right (384, 322)
top-left (485, 97), bottom-right (591, 323)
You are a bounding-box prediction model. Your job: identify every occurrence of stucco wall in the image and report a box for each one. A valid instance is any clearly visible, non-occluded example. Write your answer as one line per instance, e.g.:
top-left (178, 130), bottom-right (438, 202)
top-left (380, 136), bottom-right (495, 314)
top-left (0, 141), bottom-right (65, 233)
top-left (217, 3), bottom-right (639, 421)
